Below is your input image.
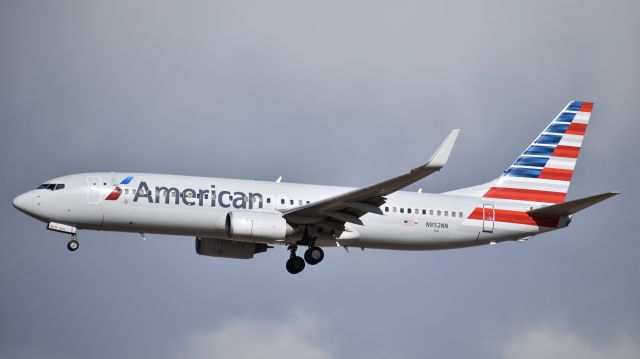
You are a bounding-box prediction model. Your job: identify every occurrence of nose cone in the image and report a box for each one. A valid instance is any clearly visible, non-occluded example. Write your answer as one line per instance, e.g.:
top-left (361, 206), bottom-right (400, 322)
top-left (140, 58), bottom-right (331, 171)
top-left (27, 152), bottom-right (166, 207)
top-left (13, 192), bottom-right (33, 215)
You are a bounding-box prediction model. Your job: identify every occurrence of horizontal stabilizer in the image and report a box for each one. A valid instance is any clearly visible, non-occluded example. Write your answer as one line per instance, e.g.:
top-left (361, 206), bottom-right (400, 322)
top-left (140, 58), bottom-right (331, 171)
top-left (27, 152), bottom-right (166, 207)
top-left (528, 191), bottom-right (619, 218)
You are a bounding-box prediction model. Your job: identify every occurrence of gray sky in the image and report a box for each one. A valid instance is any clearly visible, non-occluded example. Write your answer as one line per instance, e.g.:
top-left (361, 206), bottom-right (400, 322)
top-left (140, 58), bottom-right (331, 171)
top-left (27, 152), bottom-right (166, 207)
top-left (1, 1), bottom-right (638, 358)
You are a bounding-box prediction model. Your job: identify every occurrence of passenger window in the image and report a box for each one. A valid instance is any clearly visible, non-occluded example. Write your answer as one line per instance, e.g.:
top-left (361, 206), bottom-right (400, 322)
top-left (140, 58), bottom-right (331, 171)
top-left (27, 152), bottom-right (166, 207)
top-left (281, 199), bottom-right (285, 204)
top-left (437, 210), bottom-right (441, 216)
top-left (444, 211), bottom-right (448, 216)
top-left (306, 200), bottom-right (311, 204)
top-left (266, 197), bottom-right (271, 204)
top-left (422, 209), bottom-right (426, 215)
top-left (451, 211), bottom-right (455, 217)
top-left (459, 212), bottom-right (463, 217)
top-left (125, 189), bottom-right (129, 194)
top-left (299, 200), bottom-right (303, 205)
top-left (430, 210), bottom-right (434, 215)
top-left (400, 208), bottom-right (404, 213)
top-left (393, 207), bottom-right (397, 213)
top-left (415, 208), bottom-right (418, 214)
top-left (407, 208), bottom-right (412, 214)
top-left (290, 199), bottom-right (294, 205)
top-left (385, 207), bottom-right (389, 212)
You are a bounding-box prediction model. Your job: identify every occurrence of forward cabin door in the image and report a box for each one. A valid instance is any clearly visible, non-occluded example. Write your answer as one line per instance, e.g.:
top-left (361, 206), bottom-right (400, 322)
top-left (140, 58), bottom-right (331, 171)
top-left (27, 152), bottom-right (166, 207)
top-left (87, 176), bottom-right (101, 204)
top-left (482, 204), bottom-right (495, 233)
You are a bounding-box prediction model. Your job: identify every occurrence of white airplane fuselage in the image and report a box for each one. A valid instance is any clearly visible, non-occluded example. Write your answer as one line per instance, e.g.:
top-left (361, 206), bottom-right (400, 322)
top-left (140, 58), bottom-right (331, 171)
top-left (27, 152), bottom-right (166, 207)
top-left (13, 101), bottom-right (615, 274)
top-left (13, 172), bottom-right (559, 251)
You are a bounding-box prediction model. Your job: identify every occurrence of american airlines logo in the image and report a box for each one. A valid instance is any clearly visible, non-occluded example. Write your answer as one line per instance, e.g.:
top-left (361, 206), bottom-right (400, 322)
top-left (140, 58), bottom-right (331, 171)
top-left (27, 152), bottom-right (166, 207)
top-left (129, 181), bottom-right (265, 209)
top-left (105, 176), bottom-right (134, 201)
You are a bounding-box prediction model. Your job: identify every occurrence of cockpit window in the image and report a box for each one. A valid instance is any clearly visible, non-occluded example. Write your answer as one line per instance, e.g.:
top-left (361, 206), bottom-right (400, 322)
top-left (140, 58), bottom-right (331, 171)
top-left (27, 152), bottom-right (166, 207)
top-left (37, 183), bottom-right (65, 191)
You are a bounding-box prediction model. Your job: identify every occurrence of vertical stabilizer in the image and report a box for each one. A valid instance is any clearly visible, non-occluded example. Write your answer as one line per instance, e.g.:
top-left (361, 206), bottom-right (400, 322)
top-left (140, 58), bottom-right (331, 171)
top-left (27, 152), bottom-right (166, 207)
top-left (446, 101), bottom-right (593, 205)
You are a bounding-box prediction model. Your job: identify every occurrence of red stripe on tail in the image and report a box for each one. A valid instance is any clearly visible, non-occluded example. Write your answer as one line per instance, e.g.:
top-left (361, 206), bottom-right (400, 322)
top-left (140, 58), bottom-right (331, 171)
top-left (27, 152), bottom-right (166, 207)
top-left (539, 168), bottom-right (574, 181)
top-left (579, 102), bottom-right (593, 112)
top-left (566, 123), bottom-right (587, 135)
top-left (484, 187), bottom-right (566, 203)
top-left (552, 145), bottom-right (580, 158)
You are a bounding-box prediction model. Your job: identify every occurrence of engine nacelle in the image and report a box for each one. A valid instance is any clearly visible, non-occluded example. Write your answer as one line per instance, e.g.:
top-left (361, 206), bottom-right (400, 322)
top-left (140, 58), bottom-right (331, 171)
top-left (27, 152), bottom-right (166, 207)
top-left (225, 211), bottom-right (294, 242)
top-left (195, 236), bottom-right (268, 259)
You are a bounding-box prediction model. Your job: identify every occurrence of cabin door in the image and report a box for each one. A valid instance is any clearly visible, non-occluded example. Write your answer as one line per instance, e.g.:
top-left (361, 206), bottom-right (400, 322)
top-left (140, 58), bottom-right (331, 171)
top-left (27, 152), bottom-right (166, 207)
top-left (87, 176), bottom-right (101, 204)
top-left (482, 204), bottom-right (495, 233)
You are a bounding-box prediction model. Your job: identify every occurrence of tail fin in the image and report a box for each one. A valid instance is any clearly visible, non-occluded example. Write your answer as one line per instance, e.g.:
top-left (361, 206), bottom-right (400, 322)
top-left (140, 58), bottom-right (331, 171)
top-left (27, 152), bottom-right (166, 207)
top-left (447, 101), bottom-right (593, 205)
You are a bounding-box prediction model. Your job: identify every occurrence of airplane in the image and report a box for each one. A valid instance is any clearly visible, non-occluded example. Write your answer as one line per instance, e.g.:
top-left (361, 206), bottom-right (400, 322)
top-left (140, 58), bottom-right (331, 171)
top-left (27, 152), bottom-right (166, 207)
top-left (13, 101), bottom-right (619, 274)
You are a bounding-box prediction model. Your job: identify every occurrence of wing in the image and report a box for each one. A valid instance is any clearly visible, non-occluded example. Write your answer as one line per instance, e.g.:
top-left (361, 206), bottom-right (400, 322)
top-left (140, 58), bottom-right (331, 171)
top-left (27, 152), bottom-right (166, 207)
top-left (283, 129), bottom-right (460, 234)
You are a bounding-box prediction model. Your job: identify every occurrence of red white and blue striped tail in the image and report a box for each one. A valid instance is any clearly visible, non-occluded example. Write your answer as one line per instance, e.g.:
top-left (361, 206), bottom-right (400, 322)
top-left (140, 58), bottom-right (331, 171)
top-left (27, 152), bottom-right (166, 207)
top-left (482, 101), bottom-right (593, 205)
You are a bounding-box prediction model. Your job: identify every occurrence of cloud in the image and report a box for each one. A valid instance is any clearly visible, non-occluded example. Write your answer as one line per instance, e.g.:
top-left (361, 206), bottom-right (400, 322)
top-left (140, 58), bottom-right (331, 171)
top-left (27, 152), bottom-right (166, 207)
top-left (184, 311), bottom-right (332, 359)
top-left (501, 327), bottom-right (640, 359)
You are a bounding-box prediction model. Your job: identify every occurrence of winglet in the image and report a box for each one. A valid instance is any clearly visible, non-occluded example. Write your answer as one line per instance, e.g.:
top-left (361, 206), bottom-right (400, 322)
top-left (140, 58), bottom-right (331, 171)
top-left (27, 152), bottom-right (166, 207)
top-left (426, 129), bottom-right (460, 169)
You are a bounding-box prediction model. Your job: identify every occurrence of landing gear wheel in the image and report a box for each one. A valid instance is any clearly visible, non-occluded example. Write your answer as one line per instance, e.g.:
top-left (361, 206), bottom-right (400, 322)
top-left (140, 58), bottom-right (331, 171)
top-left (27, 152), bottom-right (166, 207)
top-left (304, 247), bottom-right (324, 265)
top-left (286, 256), bottom-right (305, 274)
top-left (67, 239), bottom-right (79, 252)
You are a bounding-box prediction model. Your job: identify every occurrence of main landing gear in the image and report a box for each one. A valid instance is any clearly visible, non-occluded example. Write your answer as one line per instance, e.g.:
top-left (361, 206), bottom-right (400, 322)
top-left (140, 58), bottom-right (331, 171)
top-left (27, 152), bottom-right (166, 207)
top-left (285, 229), bottom-right (325, 274)
top-left (286, 245), bottom-right (305, 274)
top-left (304, 246), bottom-right (324, 265)
top-left (67, 235), bottom-right (79, 252)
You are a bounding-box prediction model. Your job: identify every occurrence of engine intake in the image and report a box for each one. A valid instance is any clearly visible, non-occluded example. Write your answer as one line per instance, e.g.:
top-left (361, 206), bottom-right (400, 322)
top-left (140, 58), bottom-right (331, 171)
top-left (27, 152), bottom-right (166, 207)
top-left (225, 211), bottom-right (293, 242)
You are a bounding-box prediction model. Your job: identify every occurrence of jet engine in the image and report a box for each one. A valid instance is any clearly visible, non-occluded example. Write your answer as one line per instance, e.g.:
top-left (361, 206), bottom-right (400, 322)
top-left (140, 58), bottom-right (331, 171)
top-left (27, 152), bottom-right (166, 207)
top-left (195, 236), bottom-right (268, 259)
top-left (225, 211), bottom-right (294, 242)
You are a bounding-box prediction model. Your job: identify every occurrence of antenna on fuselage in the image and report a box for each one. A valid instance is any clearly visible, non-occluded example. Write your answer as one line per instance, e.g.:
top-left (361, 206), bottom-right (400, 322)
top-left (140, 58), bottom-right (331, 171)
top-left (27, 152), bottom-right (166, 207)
top-left (276, 176), bottom-right (282, 183)
top-left (418, 188), bottom-right (423, 193)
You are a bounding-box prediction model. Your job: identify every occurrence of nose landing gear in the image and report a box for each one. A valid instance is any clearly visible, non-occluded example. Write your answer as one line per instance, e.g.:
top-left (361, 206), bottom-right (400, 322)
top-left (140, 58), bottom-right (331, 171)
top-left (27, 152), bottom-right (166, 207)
top-left (67, 235), bottom-right (79, 252)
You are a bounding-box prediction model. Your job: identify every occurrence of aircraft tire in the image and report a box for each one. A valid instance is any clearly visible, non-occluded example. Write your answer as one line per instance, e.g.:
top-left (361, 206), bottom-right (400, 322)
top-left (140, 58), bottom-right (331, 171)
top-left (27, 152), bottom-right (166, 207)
top-left (304, 247), bottom-right (324, 265)
top-left (67, 239), bottom-right (79, 252)
top-left (286, 256), bottom-right (305, 274)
